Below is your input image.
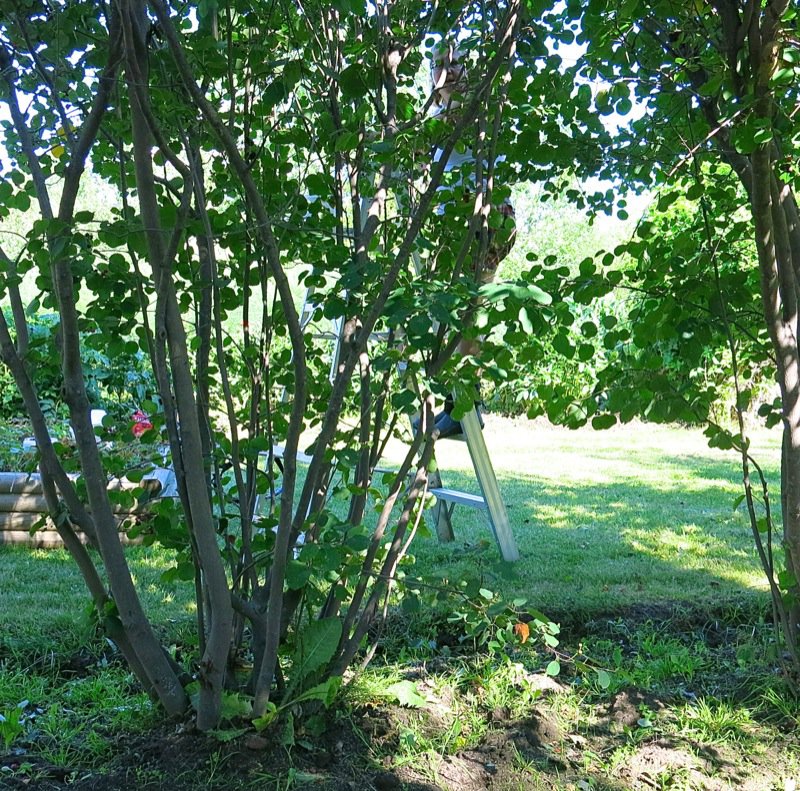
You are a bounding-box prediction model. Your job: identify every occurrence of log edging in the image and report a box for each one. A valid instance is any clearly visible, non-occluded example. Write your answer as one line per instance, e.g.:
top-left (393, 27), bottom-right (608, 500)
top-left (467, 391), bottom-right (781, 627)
top-left (0, 470), bottom-right (168, 548)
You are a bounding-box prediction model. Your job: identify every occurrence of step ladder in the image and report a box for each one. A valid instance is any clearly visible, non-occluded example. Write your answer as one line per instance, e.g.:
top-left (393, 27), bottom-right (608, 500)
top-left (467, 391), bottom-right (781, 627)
top-left (406, 244), bottom-right (519, 562)
top-left (424, 406), bottom-right (519, 562)
top-left (291, 234), bottom-right (519, 561)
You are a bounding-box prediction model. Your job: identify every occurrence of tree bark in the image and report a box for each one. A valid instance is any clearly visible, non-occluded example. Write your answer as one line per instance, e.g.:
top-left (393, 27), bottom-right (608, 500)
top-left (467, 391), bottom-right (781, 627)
top-left (121, 0), bottom-right (233, 729)
top-left (1, 14), bottom-right (187, 715)
top-left (746, 1), bottom-right (800, 643)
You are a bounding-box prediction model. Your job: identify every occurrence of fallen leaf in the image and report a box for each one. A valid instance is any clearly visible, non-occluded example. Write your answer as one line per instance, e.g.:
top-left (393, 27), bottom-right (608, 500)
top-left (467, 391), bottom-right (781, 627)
top-left (514, 622), bottom-right (530, 644)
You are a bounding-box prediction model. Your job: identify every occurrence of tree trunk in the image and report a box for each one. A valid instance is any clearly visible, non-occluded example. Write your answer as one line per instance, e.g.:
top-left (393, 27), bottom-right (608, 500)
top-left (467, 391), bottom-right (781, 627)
top-left (121, 0), bottom-right (233, 729)
top-left (746, 0), bottom-right (800, 645)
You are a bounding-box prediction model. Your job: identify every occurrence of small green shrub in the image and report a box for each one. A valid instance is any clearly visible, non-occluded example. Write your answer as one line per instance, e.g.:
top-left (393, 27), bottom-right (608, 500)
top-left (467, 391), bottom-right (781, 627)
top-left (0, 708), bottom-right (24, 749)
top-left (0, 309), bottom-right (156, 420)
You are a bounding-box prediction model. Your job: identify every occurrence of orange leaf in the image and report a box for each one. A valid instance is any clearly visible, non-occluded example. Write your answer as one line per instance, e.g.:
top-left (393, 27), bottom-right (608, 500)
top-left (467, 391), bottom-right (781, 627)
top-left (514, 622), bottom-right (530, 644)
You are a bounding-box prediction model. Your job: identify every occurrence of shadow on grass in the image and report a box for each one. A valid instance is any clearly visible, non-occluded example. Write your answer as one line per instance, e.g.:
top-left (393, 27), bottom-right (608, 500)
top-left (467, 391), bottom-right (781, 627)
top-left (0, 544), bottom-right (200, 659)
top-left (0, 430), bottom-right (778, 649)
top-left (411, 454), bottom-right (774, 617)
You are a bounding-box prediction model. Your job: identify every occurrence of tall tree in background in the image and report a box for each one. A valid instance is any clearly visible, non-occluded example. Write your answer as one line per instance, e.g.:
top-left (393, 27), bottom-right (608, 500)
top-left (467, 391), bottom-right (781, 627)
top-left (557, 0), bottom-right (800, 665)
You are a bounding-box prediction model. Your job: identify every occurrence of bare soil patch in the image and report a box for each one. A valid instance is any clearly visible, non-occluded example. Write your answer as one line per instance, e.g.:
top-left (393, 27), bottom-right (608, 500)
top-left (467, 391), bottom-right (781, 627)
top-left (2, 603), bottom-right (798, 790)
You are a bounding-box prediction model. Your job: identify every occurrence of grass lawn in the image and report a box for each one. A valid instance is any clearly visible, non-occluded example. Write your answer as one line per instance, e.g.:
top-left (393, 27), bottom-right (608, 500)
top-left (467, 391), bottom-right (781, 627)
top-left (1, 418), bottom-right (798, 790)
top-left (407, 416), bottom-right (778, 614)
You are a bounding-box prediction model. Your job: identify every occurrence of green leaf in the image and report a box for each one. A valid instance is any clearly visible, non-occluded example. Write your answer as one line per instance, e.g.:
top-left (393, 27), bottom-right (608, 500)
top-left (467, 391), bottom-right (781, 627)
top-left (592, 414), bottom-right (616, 430)
top-left (391, 390), bottom-right (417, 411)
top-left (209, 727), bottom-right (248, 742)
top-left (545, 660), bottom-right (561, 677)
top-left (345, 533), bottom-right (370, 552)
top-left (280, 711), bottom-right (295, 747)
top-left (402, 594), bottom-right (420, 614)
top-left (334, 131), bottom-right (359, 152)
top-left (778, 570), bottom-right (797, 590)
top-left (339, 64), bottom-right (369, 97)
top-left (552, 332), bottom-right (574, 358)
top-left (581, 321), bottom-right (598, 338)
top-left (772, 66), bottom-right (796, 83)
top-left (601, 315), bottom-right (618, 330)
top-left (595, 669), bottom-right (611, 689)
top-left (261, 78), bottom-right (288, 111)
top-left (385, 680), bottom-right (426, 708)
top-left (479, 281), bottom-right (552, 306)
top-left (753, 126), bottom-right (772, 145)
top-left (636, 220), bottom-right (655, 238)
top-left (686, 183), bottom-right (704, 201)
top-left (656, 191), bottom-right (679, 212)
top-left (293, 617), bottom-right (342, 682)
top-left (283, 60), bottom-right (302, 88)
top-left (252, 702), bottom-right (279, 731)
top-left (285, 560), bottom-right (312, 590)
top-left (519, 306), bottom-right (534, 334)
top-left (220, 691), bottom-right (253, 720)
top-left (292, 676), bottom-right (342, 707)
top-left (616, 97), bottom-right (632, 115)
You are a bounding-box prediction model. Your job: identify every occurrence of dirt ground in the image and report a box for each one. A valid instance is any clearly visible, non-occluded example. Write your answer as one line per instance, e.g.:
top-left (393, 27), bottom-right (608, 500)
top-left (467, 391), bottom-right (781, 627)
top-left (0, 690), bottom-right (795, 791)
top-left (2, 690), bottom-right (794, 791)
top-left (2, 607), bottom-right (798, 791)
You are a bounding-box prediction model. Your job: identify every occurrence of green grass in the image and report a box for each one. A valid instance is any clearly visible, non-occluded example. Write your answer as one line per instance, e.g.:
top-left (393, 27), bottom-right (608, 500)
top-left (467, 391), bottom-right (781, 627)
top-left (348, 613), bottom-right (800, 788)
top-left (0, 417), bottom-right (781, 673)
top-left (404, 416), bottom-right (779, 614)
top-left (2, 415), bottom-right (775, 624)
top-left (0, 545), bottom-right (197, 659)
top-left (0, 659), bottom-right (159, 768)
top-left (0, 418), bottom-right (795, 789)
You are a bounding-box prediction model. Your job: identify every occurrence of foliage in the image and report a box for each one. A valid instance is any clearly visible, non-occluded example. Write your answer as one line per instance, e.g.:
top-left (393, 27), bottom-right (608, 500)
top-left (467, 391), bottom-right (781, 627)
top-left (3, 598), bottom-right (797, 787)
top-left (2, 424), bottom-right (797, 786)
top-left (0, 309), bottom-right (157, 420)
top-left (0, 419), bottom-right (37, 472)
top-left (487, 181), bottom-right (635, 417)
top-left (519, 0), bottom-right (800, 670)
top-left (0, 707), bottom-right (24, 750)
top-left (0, 0), bottom-right (569, 733)
top-left (2, 0), bottom-right (799, 738)
top-left (585, 178), bottom-right (769, 430)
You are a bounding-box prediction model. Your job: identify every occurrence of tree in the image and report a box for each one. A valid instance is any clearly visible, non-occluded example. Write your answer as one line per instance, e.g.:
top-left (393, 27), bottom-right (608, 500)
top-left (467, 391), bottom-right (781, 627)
top-left (547, 0), bottom-right (800, 667)
top-left (0, 0), bottom-right (560, 730)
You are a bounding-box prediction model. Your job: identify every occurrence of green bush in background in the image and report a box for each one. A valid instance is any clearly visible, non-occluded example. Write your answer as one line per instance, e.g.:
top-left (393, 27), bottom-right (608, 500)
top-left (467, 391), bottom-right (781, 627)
top-left (0, 309), bottom-right (156, 421)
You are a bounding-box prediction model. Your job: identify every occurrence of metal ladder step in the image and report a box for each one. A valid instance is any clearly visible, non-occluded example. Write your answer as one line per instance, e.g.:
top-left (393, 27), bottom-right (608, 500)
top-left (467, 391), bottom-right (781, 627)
top-left (429, 487), bottom-right (488, 510)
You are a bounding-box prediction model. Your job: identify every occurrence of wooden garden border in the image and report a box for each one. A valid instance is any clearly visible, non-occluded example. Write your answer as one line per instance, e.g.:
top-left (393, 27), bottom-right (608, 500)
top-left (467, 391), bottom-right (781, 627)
top-left (0, 471), bottom-right (164, 548)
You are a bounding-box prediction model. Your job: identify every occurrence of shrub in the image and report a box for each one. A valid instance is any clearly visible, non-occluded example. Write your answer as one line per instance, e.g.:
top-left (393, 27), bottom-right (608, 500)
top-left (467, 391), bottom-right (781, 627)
top-left (1, 309), bottom-right (156, 420)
